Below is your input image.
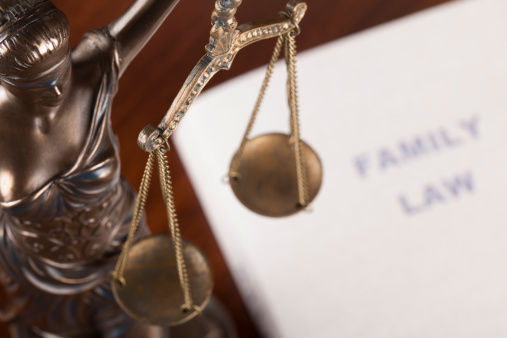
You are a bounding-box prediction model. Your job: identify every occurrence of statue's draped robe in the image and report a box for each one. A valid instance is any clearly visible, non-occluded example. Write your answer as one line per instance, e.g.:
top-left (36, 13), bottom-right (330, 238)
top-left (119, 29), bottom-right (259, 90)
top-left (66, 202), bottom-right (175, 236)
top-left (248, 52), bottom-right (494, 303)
top-left (0, 29), bottom-right (147, 337)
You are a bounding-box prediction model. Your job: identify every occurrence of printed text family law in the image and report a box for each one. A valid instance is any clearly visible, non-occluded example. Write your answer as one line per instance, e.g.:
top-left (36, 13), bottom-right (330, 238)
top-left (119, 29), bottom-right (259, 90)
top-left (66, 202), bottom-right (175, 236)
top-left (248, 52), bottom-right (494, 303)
top-left (354, 116), bottom-right (478, 215)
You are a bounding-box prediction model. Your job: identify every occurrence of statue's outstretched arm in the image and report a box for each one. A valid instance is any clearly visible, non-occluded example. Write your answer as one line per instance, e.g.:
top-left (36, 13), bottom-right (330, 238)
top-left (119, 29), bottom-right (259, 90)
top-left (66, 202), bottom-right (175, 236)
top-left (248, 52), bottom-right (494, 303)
top-left (108, 0), bottom-right (180, 77)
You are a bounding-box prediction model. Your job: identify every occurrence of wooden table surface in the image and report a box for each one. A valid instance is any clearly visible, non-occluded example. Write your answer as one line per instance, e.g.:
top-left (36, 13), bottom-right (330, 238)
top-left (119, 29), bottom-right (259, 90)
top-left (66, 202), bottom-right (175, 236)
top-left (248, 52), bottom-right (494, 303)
top-left (0, 0), bottom-right (454, 336)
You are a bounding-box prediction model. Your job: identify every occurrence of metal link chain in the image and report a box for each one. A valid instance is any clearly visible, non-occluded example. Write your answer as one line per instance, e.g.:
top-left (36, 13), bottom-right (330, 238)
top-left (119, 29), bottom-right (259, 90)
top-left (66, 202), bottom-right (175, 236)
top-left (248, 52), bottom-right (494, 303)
top-left (285, 32), bottom-right (309, 207)
top-left (155, 147), bottom-right (196, 313)
top-left (111, 146), bottom-right (196, 313)
top-left (229, 34), bottom-right (285, 179)
top-left (111, 151), bottom-right (155, 286)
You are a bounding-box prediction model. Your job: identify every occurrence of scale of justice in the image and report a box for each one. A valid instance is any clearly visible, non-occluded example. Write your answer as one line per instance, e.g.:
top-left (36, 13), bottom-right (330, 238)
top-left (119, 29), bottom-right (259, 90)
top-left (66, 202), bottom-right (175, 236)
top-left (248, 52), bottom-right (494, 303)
top-left (111, 0), bottom-right (323, 327)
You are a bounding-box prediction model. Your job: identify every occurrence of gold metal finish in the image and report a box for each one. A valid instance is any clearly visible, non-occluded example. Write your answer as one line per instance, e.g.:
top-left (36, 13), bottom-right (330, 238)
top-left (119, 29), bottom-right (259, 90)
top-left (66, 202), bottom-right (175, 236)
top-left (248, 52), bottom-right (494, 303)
top-left (117, 0), bottom-right (311, 329)
top-left (111, 144), bottom-right (208, 325)
top-left (156, 146), bottom-right (196, 313)
top-left (112, 234), bottom-right (212, 326)
top-left (230, 133), bottom-right (322, 217)
top-left (138, 0), bottom-right (308, 152)
top-left (112, 152), bottom-right (156, 286)
top-left (229, 35), bottom-right (285, 179)
top-left (229, 23), bottom-right (321, 216)
top-left (284, 31), bottom-right (310, 209)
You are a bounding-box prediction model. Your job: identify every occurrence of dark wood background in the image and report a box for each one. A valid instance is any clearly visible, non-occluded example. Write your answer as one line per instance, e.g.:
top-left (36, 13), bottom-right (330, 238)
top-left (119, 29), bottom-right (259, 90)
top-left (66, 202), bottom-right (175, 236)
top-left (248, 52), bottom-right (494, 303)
top-left (1, 0), bottom-right (454, 336)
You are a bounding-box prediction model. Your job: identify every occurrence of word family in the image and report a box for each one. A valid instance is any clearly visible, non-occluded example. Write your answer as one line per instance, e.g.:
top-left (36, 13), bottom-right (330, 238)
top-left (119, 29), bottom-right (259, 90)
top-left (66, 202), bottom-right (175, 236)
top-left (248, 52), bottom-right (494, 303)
top-left (354, 116), bottom-right (479, 178)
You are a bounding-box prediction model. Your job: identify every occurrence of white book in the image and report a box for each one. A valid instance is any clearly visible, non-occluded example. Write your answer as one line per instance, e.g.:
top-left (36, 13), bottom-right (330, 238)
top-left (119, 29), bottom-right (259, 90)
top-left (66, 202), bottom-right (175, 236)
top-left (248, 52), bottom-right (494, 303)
top-left (173, 0), bottom-right (507, 337)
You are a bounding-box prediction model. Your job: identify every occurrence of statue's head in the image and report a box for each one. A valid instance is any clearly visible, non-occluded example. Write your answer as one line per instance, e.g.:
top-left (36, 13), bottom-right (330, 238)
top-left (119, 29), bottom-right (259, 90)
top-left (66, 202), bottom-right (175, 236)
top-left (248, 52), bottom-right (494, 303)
top-left (0, 0), bottom-right (71, 106)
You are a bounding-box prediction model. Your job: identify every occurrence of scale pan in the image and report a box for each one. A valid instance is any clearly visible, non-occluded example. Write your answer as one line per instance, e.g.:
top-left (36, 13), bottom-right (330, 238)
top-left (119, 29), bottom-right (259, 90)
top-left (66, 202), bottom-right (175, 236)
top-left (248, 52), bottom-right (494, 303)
top-left (230, 133), bottom-right (322, 217)
top-left (113, 234), bottom-right (212, 327)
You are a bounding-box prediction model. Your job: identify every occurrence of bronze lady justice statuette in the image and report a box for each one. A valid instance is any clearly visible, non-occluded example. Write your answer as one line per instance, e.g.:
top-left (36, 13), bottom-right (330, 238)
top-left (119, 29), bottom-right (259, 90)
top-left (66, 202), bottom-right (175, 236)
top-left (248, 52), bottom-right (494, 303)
top-left (0, 0), bottom-right (315, 335)
top-left (0, 0), bottom-right (181, 336)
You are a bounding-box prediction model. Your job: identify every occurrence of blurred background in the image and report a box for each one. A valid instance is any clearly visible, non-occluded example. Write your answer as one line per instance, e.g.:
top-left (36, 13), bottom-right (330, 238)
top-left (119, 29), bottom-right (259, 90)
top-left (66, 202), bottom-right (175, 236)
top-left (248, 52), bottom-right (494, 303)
top-left (0, 0), bottom-right (455, 336)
